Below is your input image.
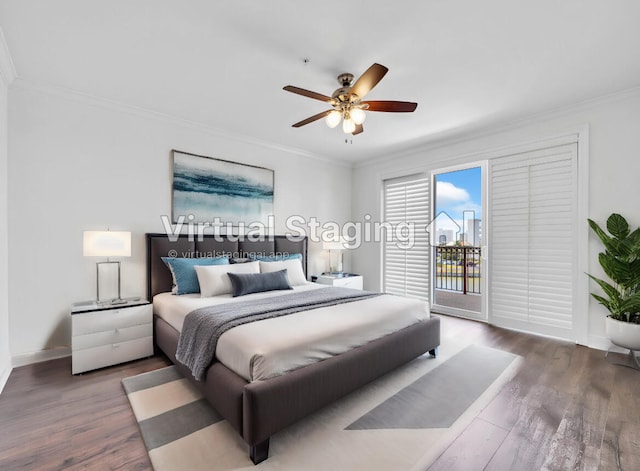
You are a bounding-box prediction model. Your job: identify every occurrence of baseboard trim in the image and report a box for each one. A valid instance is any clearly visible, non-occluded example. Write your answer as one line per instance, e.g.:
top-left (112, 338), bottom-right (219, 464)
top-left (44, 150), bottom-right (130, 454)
top-left (0, 364), bottom-right (11, 394)
top-left (11, 346), bottom-right (71, 368)
top-left (587, 334), bottom-right (626, 353)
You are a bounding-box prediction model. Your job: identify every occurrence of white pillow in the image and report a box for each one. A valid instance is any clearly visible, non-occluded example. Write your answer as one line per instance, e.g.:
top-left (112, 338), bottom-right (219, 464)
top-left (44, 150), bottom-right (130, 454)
top-left (259, 259), bottom-right (308, 286)
top-left (195, 261), bottom-right (260, 297)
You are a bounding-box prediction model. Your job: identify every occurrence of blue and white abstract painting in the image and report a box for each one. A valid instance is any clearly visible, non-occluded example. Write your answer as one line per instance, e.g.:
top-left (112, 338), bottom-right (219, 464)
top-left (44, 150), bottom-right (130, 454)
top-left (172, 151), bottom-right (274, 226)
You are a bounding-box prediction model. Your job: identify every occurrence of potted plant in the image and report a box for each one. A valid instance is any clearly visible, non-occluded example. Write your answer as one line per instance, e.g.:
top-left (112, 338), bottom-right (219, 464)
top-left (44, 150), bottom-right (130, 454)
top-left (588, 213), bottom-right (640, 351)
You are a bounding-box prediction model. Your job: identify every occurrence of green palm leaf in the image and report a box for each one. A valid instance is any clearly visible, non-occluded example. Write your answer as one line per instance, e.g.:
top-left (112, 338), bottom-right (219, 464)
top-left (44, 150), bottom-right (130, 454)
top-left (588, 213), bottom-right (640, 322)
top-left (599, 253), bottom-right (634, 289)
top-left (607, 213), bottom-right (630, 239)
top-left (620, 292), bottom-right (640, 316)
top-left (587, 274), bottom-right (621, 301)
top-left (588, 219), bottom-right (619, 254)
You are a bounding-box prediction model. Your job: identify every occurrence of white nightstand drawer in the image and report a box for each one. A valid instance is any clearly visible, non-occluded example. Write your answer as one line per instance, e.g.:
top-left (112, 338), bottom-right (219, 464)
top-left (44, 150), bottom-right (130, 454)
top-left (71, 336), bottom-right (153, 374)
top-left (72, 304), bottom-right (152, 336)
top-left (72, 323), bottom-right (152, 351)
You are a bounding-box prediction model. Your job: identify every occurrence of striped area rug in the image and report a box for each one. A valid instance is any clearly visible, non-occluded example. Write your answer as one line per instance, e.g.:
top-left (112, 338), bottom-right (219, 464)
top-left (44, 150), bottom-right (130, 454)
top-left (122, 344), bottom-right (521, 471)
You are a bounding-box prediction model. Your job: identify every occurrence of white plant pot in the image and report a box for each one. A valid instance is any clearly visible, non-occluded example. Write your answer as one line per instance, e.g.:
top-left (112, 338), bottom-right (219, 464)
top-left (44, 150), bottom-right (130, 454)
top-left (605, 316), bottom-right (640, 351)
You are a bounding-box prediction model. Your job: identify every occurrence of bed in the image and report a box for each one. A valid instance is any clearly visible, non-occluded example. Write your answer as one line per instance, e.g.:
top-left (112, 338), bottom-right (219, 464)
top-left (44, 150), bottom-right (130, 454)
top-left (147, 233), bottom-right (440, 464)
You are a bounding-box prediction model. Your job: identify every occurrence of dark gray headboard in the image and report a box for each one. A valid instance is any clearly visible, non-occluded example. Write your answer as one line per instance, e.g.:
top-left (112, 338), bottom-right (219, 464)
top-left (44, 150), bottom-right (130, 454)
top-left (146, 233), bottom-right (308, 300)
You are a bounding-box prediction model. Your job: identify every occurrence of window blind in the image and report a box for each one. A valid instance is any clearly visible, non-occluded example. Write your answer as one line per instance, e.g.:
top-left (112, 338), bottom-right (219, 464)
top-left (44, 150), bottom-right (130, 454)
top-left (489, 143), bottom-right (577, 339)
top-left (383, 174), bottom-right (430, 301)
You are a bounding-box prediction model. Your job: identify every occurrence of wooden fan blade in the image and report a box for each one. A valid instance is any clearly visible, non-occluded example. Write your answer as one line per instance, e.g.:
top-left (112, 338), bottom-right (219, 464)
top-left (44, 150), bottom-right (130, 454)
top-left (352, 123), bottom-right (364, 135)
top-left (292, 110), bottom-right (332, 128)
top-left (348, 63), bottom-right (388, 100)
top-left (283, 85), bottom-right (334, 103)
top-left (361, 100), bottom-right (418, 112)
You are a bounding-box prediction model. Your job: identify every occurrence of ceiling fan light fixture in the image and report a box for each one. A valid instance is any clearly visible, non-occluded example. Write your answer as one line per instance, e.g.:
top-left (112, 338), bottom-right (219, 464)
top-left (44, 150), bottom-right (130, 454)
top-left (350, 107), bottom-right (366, 125)
top-left (342, 117), bottom-right (356, 134)
top-left (284, 63), bottom-right (418, 135)
top-left (325, 110), bottom-right (341, 128)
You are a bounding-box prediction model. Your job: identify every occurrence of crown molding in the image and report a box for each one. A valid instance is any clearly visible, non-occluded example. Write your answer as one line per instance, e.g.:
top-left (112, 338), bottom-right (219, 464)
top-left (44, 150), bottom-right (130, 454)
top-left (354, 84), bottom-right (640, 169)
top-left (0, 28), bottom-right (17, 87)
top-left (11, 78), bottom-right (352, 168)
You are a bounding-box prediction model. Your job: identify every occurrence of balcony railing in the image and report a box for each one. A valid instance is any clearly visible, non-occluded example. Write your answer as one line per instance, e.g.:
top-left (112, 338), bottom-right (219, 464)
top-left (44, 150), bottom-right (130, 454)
top-left (435, 246), bottom-right (481, 294)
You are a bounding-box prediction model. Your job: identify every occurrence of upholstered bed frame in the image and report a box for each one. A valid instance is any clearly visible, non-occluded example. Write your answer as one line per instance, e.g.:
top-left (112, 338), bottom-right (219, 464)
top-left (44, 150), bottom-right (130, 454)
top-left (146, 233), bottom-right (441, 464)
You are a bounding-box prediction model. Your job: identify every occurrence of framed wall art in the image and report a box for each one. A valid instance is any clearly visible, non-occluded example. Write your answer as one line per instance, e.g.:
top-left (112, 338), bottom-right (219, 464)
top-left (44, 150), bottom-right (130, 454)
top-left (172, 150), bottom-right (274, 228)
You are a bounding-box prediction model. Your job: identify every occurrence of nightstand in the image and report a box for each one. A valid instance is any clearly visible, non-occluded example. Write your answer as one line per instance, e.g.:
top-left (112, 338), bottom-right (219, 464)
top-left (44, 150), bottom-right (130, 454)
top-left (71, 298), bottom-right (153, 374)
top-left (315, 273), bottom-right (364, 290)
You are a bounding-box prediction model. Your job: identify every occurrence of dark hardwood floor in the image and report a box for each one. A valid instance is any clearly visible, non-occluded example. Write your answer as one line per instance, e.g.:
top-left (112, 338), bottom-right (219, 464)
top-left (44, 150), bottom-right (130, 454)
top-left (1, 315), bottom-right (639, 470)
top-left (428, 315), bottom-right (640, 471)
top-left (0, 354), bottom-right (170, 470)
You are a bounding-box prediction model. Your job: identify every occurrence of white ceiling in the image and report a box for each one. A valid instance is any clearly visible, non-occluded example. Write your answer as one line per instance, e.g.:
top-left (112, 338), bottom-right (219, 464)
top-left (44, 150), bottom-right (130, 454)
top-left (1, 0), bottom-right (640, 163)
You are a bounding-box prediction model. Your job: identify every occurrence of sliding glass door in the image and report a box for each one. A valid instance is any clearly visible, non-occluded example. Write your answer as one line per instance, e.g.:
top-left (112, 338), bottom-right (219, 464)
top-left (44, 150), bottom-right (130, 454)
top-left (430, 163), bottom-right (487, 321)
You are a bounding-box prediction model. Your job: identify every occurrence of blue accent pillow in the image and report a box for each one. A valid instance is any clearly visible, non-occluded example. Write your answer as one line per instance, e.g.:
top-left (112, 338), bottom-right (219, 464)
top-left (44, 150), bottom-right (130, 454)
top-left (227, 269), bottom-right (293, 297)
top-left (249, 253), bottom-right (303, 262)
top-left (161, 256), bottom-right (229, 295)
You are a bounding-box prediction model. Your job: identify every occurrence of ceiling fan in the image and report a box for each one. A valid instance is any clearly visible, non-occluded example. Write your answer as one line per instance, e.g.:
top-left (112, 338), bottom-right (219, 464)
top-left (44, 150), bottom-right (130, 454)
top-left (283, 63), bottom-right (418, 135)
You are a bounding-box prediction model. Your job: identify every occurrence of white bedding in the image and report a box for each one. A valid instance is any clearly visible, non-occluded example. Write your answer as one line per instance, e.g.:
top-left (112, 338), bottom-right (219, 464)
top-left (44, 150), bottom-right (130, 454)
top-left (153, 284), bottom-right (430, 382)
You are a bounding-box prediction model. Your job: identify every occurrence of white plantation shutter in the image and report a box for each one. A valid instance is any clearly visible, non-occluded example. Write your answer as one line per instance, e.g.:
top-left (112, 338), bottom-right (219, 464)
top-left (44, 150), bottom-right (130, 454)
top-left (489, 143), bottom-right (577, 339)
top-left (383, 174), bottom-right (430, 301)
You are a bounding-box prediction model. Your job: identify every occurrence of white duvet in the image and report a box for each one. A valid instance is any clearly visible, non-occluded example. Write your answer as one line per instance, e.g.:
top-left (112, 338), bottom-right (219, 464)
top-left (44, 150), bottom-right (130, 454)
top-left (153, 283), bottom-right (430, 382)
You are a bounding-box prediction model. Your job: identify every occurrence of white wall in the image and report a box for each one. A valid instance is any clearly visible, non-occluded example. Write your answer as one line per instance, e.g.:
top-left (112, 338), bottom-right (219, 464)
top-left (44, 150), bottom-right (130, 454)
top-left (8, 80), bottom-right (639, 364)
top-left (0, 60), bottom-right (11, 390)
top-left (7, 83), bottom-right (351, 364)
top-left (352, 87), bottom-right (640, 350)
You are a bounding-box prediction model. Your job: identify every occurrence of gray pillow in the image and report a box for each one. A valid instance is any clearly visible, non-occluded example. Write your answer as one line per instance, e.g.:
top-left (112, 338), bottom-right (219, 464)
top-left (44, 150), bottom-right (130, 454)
top-left (227, 269), bottom-right (293, 297)
top-left (229, 257), bottom-right (251, 264)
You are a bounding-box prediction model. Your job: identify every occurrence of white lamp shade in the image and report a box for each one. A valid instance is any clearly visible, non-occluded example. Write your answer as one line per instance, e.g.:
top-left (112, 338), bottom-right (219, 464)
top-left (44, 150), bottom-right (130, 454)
top-left (323, 239), bottom-right (346, 251)
top-left (342, 118), bottom-right (356, 134)
top-left (325, 110), bottom-right (341, 128)
top-left (350, 107), bottom-right (366, 125)
top-left (83, 231), bottom-right (131, 257)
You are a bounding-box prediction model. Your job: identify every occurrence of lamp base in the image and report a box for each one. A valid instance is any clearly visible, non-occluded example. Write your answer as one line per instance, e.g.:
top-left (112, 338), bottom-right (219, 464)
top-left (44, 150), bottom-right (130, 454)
top-left (328, 250), bottom-right (343, 274)
top-left (96, 260), bottom-right (122, 303)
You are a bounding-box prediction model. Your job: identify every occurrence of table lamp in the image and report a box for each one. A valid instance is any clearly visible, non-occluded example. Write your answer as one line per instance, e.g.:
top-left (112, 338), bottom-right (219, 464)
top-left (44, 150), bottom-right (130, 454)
top-left (323, 238), bottom-right (346, 274)
top-left (83, 230), bottom-right (131, 304)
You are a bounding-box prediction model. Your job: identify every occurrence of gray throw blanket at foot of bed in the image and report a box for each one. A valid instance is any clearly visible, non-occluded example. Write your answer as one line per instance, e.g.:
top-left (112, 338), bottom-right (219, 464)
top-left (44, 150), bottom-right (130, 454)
top-left (176, 287), bottom-right (381, 381)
